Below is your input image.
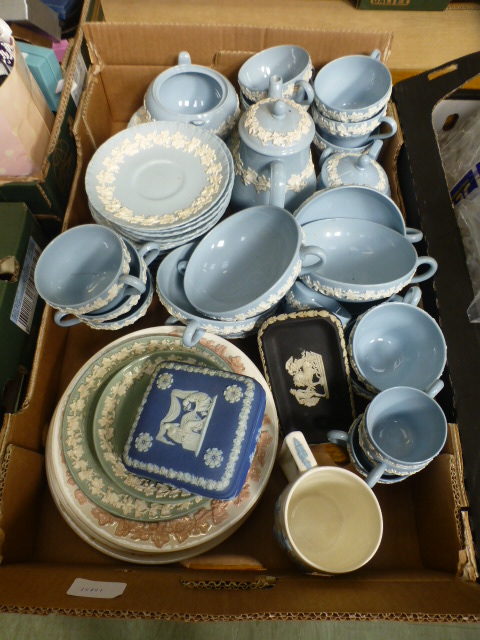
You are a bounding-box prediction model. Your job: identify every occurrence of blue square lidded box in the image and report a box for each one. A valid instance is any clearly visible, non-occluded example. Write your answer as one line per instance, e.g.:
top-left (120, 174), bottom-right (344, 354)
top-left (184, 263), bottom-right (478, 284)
top-left (122, 362), bottom-right (267, 501)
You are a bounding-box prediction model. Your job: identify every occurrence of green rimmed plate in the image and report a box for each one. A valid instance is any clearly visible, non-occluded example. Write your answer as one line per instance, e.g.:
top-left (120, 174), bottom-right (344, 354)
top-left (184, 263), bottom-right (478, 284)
top-left (61, 333), bottom-right (234, 522)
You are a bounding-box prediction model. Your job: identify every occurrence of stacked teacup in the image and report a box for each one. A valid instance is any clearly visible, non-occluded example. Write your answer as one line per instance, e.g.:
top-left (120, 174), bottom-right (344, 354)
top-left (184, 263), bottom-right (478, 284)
top-left (237, 45), bottom-right (314, 111)
top-left (34, 225), bottom-right (159, 330)
top-left (311, 50), bottom-right (396, 155)
top-left (326, 286), bottom-right (449, 486)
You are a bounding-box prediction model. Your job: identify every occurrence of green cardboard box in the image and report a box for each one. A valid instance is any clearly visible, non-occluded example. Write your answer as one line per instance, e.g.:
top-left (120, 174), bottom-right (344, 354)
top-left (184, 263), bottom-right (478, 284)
top-left (356, 0), bottom-right (450, 10)
top-left (0, 203), bottom-right (46, 412)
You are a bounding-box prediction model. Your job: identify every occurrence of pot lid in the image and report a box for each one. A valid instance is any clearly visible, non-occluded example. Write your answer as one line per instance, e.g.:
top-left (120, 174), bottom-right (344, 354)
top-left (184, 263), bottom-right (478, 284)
top-left (320, 151), bottom-right (390, 194)
top-left (238, 97), bottom-right (315, 157)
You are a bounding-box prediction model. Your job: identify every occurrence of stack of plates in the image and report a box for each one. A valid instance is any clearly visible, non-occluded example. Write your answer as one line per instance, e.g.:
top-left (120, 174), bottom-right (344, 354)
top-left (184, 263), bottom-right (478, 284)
top-left (45, 327), bottom-right (278, 564)
top-left (85, 121), bottom-right (234, 254)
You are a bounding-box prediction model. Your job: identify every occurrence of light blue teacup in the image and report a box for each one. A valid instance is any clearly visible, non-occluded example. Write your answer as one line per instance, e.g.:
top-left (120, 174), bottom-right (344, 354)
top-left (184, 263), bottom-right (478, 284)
top-left (238, 45), bottom-right (314, 106)
top-left (348, 287), bottom-right (447, 395)
top-left (355, 386), bottom-right (448, 481)
top-left (313, 50), bottom-right (392, 123)
top-left (181, 206), bottom-right (327, 322)
top-left (35, 224), bottom-right (146, 317)
top-left (53, 238), bottom-right (159, 328)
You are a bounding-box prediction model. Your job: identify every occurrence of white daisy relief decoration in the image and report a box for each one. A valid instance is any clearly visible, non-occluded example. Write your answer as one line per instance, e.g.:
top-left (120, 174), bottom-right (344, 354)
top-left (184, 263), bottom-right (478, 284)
top-left (224, 384), bottom-right (243, 403)
top-left (135, 432), bottom-right (153, 453)
top-left (156, 372), bottom-right (173, 390)
top-left (204, 447), bottom-right (223, 469)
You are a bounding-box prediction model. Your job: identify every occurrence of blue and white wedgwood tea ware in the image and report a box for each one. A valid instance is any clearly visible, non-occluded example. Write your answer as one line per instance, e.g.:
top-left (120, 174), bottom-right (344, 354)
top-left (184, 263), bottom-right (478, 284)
top-left (156, 241), bottom-right (278, 346)
top-left (316, 140), bottom-right (391, 195)
top-left (34, 224), bottom-right (146, 317)
top-left (122, 361), bottom-right (267, 500)
top-left (273, 431), bottom-right (383, 573)
top-left (284, 279), bottom-right (352, 328)
top-left (294, 184), bottom-right (422, 242)
top-left (238, 45), bottom-right (314, 105)
top-left (355, 386), bottom-right (448, 482)
top-left (313, 50), bottom-right (392, 123)
top-left (299, 217), bottom-right (437, 302)
top-left (347, 287), bottom-right (447, 395)
top-left (144, 51), bottom-right (240, 139)
top-left (181, 205), bottom-right (327, 321)
top-left (231, 77), bottom-right (317, 212)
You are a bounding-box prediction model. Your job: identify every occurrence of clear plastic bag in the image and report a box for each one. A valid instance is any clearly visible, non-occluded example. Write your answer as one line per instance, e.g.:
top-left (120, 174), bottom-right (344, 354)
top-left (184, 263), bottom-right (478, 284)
top-left (437, 111), bottom-right (480, 321)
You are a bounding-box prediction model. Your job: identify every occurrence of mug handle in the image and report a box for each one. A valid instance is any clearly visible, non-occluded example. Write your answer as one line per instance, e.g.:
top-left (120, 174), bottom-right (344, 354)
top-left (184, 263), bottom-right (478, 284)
top-left (299, 245), bottom-right (327, 276)
top-left (138, 241), bottom-right (160, 267)
top-left (366, 116), bottom-right (397, 142)
top-left (54, 309), bottom-right (81, 327)
top-left (405, 227), bottom-right (423, 244)
top-left (269, 161), bottom-right (286, 208)
top-left (119, 273), bottom-right (147, 296)
top-left (295, 80), bottom-right (314, 107)
top-left (177, 260), bottom-right (188, 276)
top-left (277, 431), bottom-right (318, 483)
top-left (178, 51), bottom-right (191, 65)
top-left (370, 49), bottom-right (382, 61)
top-left (183, 321), bottom-right (205, 347)
top-left (410, 256), bottom-right (438, 284)
top-left (165, 315), bottom-right (180, 326)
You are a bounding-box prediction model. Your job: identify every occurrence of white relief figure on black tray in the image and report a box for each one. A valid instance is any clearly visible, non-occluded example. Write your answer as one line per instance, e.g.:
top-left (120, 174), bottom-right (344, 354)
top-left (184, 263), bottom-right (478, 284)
top-left (285, 350), bottom-right (329, 407)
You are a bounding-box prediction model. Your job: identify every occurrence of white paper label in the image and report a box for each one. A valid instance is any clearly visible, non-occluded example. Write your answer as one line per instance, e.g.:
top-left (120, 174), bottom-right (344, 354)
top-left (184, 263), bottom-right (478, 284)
top-left (67, 578), bottom-right (127, 599)
top-left (70, 52), bottom-right (87, 107)
top-left (10, 236), bottom-right (41, 334)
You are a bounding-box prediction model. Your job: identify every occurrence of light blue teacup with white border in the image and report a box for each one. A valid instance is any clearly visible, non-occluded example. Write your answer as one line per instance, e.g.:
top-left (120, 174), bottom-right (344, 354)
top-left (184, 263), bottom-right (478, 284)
top-left (313, 50), bottom-right (392, 123)
top-left (35, 224), bottom-right (147, 318)
top-left (347, 286), bottom-right (447, 395)
top-left (284, 279), bottom-right (352, 327)
top-left (357, 385), bottom-right (448, 481)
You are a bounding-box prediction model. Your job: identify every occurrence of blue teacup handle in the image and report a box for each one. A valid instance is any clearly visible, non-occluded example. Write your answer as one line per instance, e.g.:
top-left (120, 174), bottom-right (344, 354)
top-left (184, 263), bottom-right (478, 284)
top-left (294, 80), bottom-right (314, 107)
top-left (183, 321), bottom-right (205, 347)
top-left (327, 429), bottom-right (349, 447)
top-left (269, 160), bottom-right (286, 208)
top-left (426, 379), bottom-right (444, 398)
top-left (365, 462), bottom-right (387, 488)
top-left (138, 241), bottom-right (160, 267)
top-left (410, 256), bottom-right (438, 284)
top-left (392, 285), bottom-right (421, 307)
top-left (327, 429), bottom-right (384, 488)
top-left (119, 273), bottom-right (147, 296)
top-left (366, 116), bottom-right (397, 142)
top-left (299, 245), bottom-right (327, 276)
top-left (178, 51), bottom-right (191, 66)
top-left (370, 49), bottom-right (382, 61)
top-left (405, 227), bottom-right (423, 244)
top-left (165, 315), bottom-right (180, 326)
top-left (54, 310), bottom-right (81, 327)
top-left (177, 260), bottom-right (188, 276)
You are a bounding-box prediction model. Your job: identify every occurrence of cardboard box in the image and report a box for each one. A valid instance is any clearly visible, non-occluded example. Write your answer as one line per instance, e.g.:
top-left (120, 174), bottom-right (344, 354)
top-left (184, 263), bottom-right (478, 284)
top-left (0, 0), bottom-right (102, 235)
top-left (0, 203), bottom-right (46, 413)
top-left (0, 23), bottom-right (479, 622)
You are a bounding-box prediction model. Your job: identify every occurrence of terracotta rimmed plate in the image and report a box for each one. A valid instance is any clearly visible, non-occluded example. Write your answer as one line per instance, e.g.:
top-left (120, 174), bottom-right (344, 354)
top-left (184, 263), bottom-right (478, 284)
top-left (47, 327), bottom-right (278, 562)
